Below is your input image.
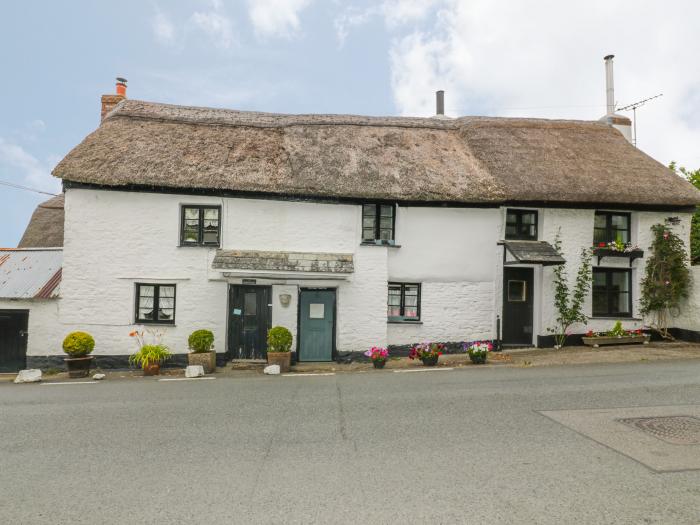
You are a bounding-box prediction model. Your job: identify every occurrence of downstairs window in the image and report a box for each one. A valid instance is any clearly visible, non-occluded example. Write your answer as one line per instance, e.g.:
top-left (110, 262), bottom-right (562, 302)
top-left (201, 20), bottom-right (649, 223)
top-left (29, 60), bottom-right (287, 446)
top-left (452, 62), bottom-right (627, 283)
top-left (592, 268), bottom-right (631, 317)
top-left (135, 284), bottom-right (176, 324)
top-left (388, 282), bottom-right (420, 322)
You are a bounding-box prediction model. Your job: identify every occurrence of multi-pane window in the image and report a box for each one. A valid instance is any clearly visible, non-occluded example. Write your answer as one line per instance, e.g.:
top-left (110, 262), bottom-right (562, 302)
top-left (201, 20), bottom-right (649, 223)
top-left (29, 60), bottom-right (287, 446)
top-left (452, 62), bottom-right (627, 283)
top-left (181, 205), bottom-right (221, 246)
top-left (387, 283), bottom-right (420, 321)
top-left (594, 212), bottom-right (630, 244)
top-left (362, 204), bottom-right (395, 243)
top-left (136, 284), bottom-right (176, 324)
top-left (592, 268), bottom-right (631, 317)
top-left (505, 209), bottom-right (538, 240)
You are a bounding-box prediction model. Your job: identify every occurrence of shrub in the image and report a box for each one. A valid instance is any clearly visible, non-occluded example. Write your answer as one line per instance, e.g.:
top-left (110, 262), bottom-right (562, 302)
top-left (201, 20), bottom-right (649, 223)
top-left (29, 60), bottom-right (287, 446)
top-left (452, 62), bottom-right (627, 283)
top-left (267, 326), bottom-right (293, 353)
top-left (129, 344), bottom-right (172, 369)
top-left (188, 329), bottom-right (215, 353)
top-left (62, 331), bottom-right (95, 357)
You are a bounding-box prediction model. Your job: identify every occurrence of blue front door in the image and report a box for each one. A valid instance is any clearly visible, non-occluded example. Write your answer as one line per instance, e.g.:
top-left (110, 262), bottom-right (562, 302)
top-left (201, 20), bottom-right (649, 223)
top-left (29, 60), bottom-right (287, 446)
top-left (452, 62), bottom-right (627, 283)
top-left (299, 289), bottom-right (335, 362)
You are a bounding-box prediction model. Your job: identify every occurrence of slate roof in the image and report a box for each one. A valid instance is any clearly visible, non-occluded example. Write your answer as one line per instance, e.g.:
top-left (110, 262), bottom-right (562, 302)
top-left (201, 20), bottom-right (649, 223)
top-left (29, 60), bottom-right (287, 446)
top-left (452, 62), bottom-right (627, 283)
top-left (503, 241), bottom-right (566, 266)
top-left (212, 250), bottom-right (354, 274)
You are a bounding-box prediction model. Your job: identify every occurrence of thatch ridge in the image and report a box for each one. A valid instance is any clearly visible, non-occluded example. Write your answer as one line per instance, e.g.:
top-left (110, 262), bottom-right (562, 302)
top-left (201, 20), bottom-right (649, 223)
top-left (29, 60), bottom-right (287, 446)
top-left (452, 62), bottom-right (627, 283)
top-left (53, 100), bottom-right (700, 208)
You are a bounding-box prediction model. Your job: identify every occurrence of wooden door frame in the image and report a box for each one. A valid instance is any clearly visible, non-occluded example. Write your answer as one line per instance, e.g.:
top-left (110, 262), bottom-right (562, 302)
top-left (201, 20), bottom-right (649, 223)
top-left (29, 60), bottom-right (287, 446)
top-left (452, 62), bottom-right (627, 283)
top-left (226, 284), bottom-right (272, 360)
top-left (296, 288), bottom-right (337, 362)
top-left (0, 309), bottom-right (29, 371)
top-left (501, 267), bottom-right (534, 346)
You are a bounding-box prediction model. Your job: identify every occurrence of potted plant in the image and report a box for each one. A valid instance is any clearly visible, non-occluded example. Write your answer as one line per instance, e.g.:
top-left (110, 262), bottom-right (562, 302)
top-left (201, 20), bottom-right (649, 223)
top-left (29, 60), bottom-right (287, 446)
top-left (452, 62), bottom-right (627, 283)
top-left (365, 346), bottom-right (389, 369)
top-left (187, 329), bottom-right (216, 373)
top-left (62, 331), bottom-right (95, 378)
top-left (581, 322), bottom-right (650, 348)
top-left (129, 329), bottom-right (172, 375)
top-left (409, 342), bottom-right (444, 366)
top-left (267, 326), bottom-right (293, 373)
top-left (465, 341), bottom-right (492, 364)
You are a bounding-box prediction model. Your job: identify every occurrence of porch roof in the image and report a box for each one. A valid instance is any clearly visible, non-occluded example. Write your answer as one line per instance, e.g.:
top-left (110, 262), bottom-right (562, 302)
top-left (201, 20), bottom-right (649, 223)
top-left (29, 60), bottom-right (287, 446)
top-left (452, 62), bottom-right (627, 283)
top-left (502, 241), bottom-right (565, 266)
top-left (212, 250), bottom-right (354, 275)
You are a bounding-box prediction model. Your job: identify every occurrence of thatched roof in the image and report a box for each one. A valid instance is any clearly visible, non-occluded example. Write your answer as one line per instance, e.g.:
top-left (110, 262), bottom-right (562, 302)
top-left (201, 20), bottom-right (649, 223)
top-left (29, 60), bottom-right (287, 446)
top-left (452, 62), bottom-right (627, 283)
top-left (18, 194), bottom-right (64, 248)
top-left (53, 100), bottom-right (700, 208)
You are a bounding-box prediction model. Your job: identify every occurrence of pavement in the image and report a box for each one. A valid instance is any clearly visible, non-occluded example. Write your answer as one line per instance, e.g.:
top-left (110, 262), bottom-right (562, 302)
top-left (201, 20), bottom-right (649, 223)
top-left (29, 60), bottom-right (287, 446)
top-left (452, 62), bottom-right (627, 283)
top-left (1, 359), bottom-right (699, 524)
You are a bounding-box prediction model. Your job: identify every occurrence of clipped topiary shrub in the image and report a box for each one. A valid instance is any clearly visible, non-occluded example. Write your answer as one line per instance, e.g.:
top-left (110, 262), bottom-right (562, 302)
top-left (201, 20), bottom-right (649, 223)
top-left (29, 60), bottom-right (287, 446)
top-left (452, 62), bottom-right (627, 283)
top-left (62, 331), bottom-right (95, 357)
top-left (188, 329), bottom-right (215, 353)
top-left (267, 326), bottom-right (293, 353)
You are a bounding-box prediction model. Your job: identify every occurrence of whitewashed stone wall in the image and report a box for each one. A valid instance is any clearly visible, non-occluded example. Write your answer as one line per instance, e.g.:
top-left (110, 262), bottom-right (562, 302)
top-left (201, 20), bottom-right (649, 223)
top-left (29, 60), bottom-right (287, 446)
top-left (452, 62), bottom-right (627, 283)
top-left (0, 299), bottom-right (60, 357)
top-left (51, 187), bottom-right (696, 360)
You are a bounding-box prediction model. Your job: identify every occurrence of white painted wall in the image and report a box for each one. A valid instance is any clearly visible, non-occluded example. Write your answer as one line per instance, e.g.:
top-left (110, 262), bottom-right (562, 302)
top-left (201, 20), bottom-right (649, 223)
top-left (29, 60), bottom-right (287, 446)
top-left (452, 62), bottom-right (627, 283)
top-left (50, 187), bottom-right (696, 360)
top-left (0, 299), bottom-right (60, 357)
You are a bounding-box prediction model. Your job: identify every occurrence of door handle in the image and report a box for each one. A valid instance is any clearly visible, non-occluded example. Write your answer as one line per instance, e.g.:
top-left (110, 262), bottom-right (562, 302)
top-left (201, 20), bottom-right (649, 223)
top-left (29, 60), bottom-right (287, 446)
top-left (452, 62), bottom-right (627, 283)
top-left (19, 330), bottom-right (27, 337)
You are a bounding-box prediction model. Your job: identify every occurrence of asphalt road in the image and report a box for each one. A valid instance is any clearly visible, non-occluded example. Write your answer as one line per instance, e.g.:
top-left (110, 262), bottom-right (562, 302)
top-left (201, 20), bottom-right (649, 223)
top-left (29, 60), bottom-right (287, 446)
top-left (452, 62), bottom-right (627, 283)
top-left (1, 361), bottom-right (699, 524)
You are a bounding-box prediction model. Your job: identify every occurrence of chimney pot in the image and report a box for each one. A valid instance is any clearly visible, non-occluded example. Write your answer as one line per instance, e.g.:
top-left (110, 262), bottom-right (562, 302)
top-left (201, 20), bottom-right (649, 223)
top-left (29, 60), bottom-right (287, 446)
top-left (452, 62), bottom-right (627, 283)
top-left (100, 77), bottom-right (127, 122)
top-left (436, 90), bottom-right (445, 116)
top-left (604, 55), bottom-right (615, 115)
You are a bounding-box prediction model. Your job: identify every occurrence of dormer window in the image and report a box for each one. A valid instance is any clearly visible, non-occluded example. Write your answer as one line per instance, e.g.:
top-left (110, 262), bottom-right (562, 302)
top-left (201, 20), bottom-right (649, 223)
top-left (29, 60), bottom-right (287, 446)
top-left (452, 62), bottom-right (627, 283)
top-left (505, 209), bottom-right (538, 241)
top-left (594, 211), bottom-right (630, 244)
top-left (362, 204), bottom-right (395, 243)
top-left (180, 205), bottom-right (221, 246)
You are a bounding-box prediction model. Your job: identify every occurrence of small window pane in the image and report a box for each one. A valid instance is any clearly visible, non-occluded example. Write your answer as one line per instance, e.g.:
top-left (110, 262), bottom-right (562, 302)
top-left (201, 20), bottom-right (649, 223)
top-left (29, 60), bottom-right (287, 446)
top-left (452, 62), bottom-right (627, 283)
top-left (363, 205), bottom-right (376, 217)
top-left (507, 280), bottom-right (526, 302)
top-left (309, 303), bottom-right (325, 319)
top-left (203, 208), bottom-right (219, 220)
top-left (404, 307), bottom-right (418, 318)
top-left (379, 216), bottom-right (393, 229)
top-left (379, 228), bottom-right (393, 241)
top-left (185, 208), bottom-right (199, 220)
top-left (594, 214), bottom-right (606, 229)
top-left (611, 214), bottom-right (628, 230)
top-left (244, 292), bottom-right (257, 315)
top-left (380, 205), bottom-right (393, 217)
top-left (362, 228), bottom-right (376, 241)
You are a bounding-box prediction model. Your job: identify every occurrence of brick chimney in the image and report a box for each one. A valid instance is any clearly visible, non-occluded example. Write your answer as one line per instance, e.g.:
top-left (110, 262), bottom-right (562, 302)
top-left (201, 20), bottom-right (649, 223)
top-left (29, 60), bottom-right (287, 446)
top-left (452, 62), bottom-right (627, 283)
top-left (101, 77), bottom-right (127, 121)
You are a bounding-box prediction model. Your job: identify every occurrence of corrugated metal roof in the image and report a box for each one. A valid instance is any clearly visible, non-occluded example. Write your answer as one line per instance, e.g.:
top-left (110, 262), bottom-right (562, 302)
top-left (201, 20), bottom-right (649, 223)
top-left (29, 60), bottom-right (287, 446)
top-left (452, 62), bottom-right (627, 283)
top-left (0, 248), bottom-right (62, 299)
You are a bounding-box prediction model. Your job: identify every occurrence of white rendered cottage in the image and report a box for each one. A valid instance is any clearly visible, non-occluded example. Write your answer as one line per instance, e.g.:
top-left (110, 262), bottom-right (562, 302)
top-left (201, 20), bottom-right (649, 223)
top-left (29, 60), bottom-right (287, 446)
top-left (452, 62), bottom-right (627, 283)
top-left (13, 79), bottom-right (700, 369)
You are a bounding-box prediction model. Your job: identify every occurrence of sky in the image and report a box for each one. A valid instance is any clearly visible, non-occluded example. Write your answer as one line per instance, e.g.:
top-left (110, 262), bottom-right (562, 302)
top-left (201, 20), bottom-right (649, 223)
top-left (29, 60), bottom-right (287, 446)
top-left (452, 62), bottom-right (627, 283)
top-left (1, 0), bottom-right (699, 246)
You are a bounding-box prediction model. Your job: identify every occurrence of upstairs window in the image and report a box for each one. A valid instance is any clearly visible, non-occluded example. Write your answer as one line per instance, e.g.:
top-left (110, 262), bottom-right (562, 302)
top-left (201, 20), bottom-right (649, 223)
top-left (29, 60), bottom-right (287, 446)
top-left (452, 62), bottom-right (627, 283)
top-left (135, 284), bottom-right (176, 324)
top-left (592, 268), bottom-right (631, 317)
top-left (388, 282), bottom-right (420, 322)
top-left (505, 209), bottom-right (538, 240)
top-left (594, 211), bottom-right (630, 245)
top-left (362, 204), bottom-right (395, 243)
top-left (181, 205), bottom-right (221, 246)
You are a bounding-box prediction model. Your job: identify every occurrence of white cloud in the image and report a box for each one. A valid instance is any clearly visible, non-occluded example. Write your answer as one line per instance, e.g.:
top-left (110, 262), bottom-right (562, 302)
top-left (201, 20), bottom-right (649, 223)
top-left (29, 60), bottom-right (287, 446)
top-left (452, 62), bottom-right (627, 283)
top-left (247, 0), bottom-right (312, 39)
top-left (0, 138), bottom-right (61, 193)
top-left (191, 1), bottom-right (234, 49)
top-left (152, 10), bottom-right (176, 46)
top-left (388, 0), bottom-right (700, 168)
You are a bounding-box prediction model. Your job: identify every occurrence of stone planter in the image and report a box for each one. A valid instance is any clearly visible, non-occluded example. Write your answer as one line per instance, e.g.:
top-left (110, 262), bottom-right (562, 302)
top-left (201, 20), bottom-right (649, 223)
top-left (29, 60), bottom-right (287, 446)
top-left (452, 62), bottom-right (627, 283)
top-left (267, 352), bottom-right (291, 373)
top-left (582, 335), bottom-right (650, 348)
top-left (64, 356), bottom-right (94, 378)
top-left (188, 351), bottom-right (216, 374)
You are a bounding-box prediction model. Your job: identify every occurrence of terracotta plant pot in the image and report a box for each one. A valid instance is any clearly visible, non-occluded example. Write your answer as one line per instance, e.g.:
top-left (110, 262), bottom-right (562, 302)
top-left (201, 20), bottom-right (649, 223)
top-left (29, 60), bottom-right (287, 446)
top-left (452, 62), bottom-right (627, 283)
top-left (64, 356), bottom-right (94, 378)
top-left (373, 359), bottom-right (386, 369)
top-left (267, 352), bottom-right (291, 373)
top-left (188, 351), bottom-right (216, 374)
top-left (143, 363), bottom-right (161, 376)
top-left (421, 355), bottom-right (439, 366)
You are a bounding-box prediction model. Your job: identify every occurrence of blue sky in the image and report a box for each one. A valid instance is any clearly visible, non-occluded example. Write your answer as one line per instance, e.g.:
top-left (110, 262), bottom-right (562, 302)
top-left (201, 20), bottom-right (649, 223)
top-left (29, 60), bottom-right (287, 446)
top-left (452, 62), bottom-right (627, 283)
top-left (2, 0), bottom-right (699, 246)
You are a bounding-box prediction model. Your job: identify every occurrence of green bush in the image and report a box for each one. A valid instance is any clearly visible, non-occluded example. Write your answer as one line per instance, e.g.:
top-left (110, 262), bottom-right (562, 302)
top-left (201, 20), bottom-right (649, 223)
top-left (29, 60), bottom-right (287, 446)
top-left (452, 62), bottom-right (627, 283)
top-left (62, 331), bottom-right (95, 357)
top-left (267, 326), bottom-right (293, 353)
top-left (188, 329), bottom-right (215, 353)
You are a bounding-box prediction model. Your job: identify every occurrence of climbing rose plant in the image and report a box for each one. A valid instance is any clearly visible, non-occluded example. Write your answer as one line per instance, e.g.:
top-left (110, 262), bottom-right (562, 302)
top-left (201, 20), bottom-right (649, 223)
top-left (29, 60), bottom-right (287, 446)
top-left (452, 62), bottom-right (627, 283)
top-left (549, 232), bottom-right (593, 348)
top-left (640, 223), bottom-right (690, 339)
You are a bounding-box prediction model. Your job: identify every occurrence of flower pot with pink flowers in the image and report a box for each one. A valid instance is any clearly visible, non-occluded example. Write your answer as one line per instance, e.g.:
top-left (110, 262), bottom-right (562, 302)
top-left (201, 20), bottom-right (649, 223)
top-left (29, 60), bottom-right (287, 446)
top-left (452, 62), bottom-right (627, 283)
top-left (365, 346), bottom-right (389, 369)
top-left (408, 342), bottom-right (444, 366)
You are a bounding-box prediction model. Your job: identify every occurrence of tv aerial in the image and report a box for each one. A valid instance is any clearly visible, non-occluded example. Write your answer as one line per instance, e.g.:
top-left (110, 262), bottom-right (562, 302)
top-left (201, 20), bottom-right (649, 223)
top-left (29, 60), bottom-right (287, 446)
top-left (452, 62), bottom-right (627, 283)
top-left (617, 93), bottom-right (663, 147)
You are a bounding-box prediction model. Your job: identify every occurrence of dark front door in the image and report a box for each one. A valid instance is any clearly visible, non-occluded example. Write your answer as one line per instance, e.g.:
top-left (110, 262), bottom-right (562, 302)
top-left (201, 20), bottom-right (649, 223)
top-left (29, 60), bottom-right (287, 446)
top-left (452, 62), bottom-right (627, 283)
top-left (298, 289), bottom-right (335, 362)
top-left (502, 267), bottom-right (534, 345)
top-left (0, 310), bottom-right (28, 372)
top-left (228, 286), bottom-right (271, 359)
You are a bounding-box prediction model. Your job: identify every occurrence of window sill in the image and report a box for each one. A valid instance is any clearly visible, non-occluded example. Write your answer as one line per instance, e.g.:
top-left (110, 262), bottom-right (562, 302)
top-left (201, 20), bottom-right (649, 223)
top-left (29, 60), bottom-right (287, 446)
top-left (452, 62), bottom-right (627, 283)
top-left (178, 244), bottom-right (220, 248)
top-left (387, 320), bottom-right (423, 325)
top-left (590, 316), bottom-right (641, 321)
top-left (361, 242), bottom-right (401, 248)
top-left (135, 322), bottom-right (177, 326)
